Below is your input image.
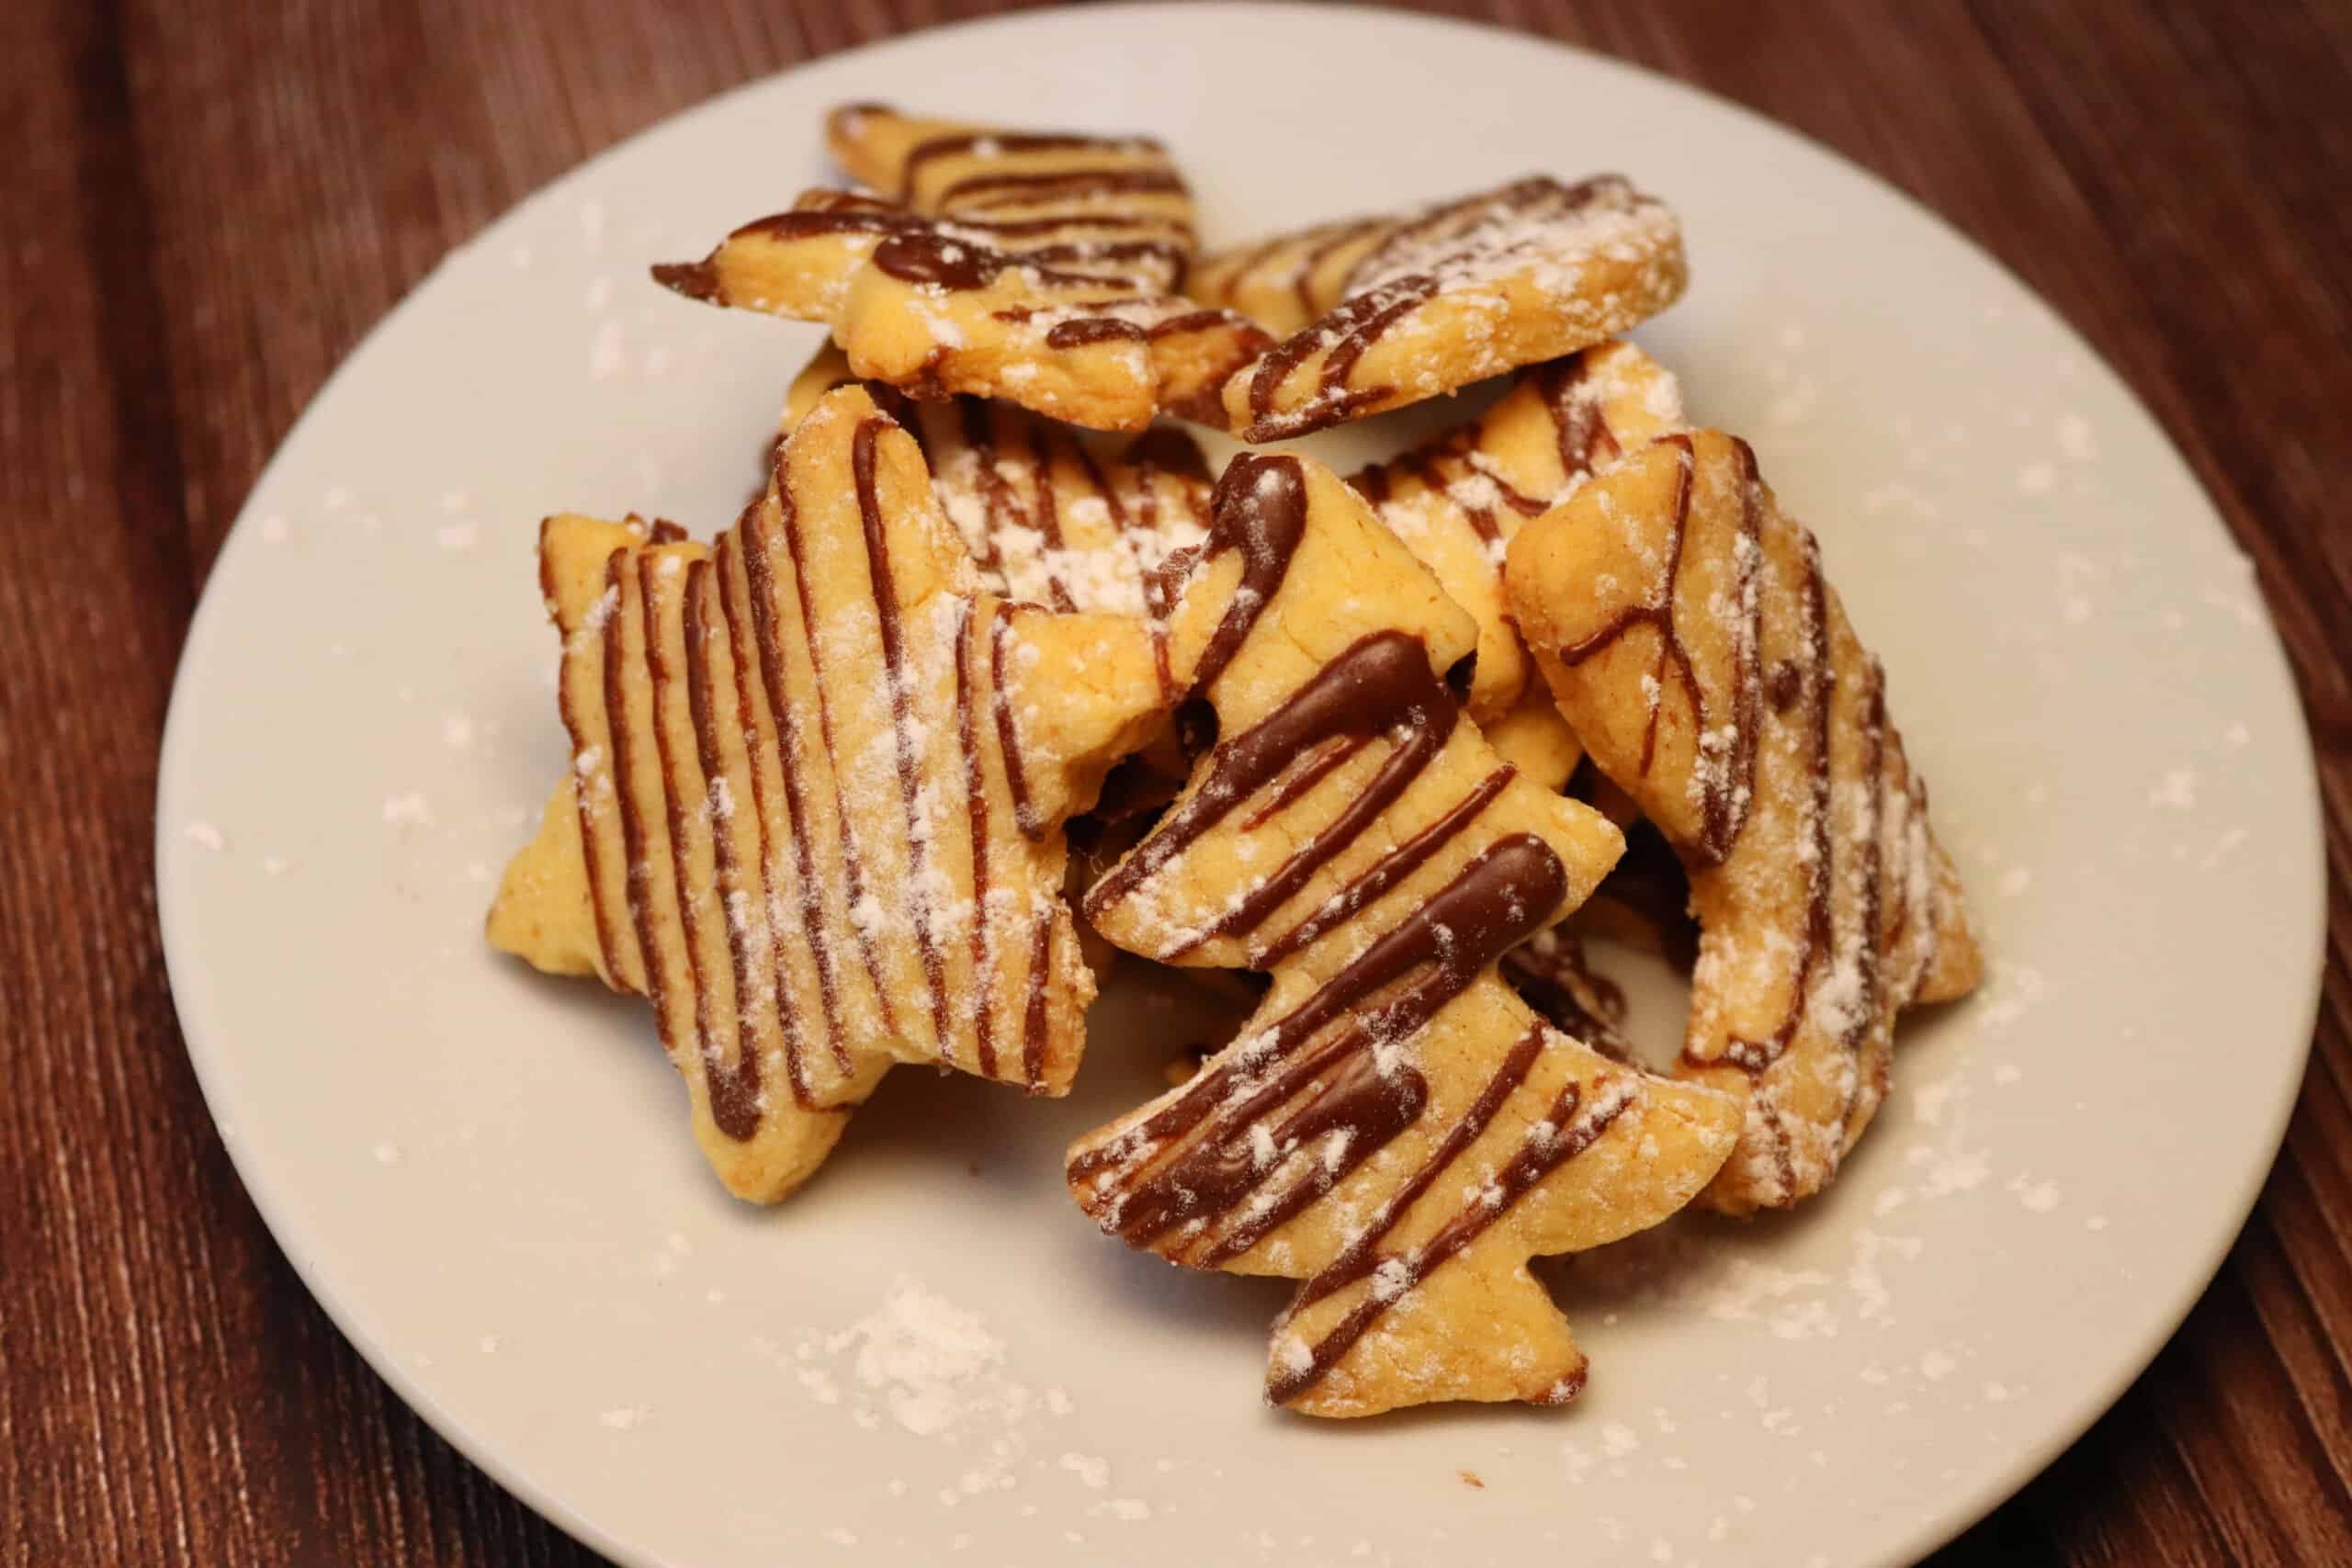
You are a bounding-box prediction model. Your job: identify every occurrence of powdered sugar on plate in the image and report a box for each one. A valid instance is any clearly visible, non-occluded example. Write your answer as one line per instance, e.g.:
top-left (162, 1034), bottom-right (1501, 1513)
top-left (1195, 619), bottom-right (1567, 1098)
top-left (763, 1276), bottom-right (1166, 1527)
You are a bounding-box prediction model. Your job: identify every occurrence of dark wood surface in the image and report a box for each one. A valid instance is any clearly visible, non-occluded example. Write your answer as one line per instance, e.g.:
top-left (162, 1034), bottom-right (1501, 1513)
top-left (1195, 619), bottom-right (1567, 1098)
top-left (5, 1), bottom-right (2346, 1562)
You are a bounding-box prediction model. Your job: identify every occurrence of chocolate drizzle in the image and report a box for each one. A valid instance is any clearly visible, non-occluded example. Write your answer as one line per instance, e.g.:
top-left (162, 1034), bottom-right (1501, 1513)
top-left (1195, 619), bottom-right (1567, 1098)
top-left (1268, 1067), bottom-right (1634, 1405)
top-left (1076, 835), bottom-right (1568, 1207)
top-left (680, 557), bottom-right (780, 1132)
top-left (652, 128), bottom-right (1276, 426)
top-left (739, 501), bottom-right (857, 1080)
top-left (854, 418), bottom-right (952, 1053)
top-left (666, 204), bottom-right (1188, 305)
top-left (561, 401), bottom-right (1100, 1141)
top-left (1340, 176), bottom-right (1606, 296)
top-left (1242, 276), bottom-right (1436, 441)
top-left (867, 391), bottom-right (1209, 703)
top-left (1171, 452), bottom-right (1308, 730)
top-left (1043, 316), bottom-right (1148, 350)
top-left (1153, 633), bottom-right (1461, 959)
top-left (899, 130), bottom-right (1166, 201)
top-left (716, 529), bottom-right (827, 1100)
top-left (649, 259), bottom-right (719, 302)
top-left (773, 455), bottom-right (905, 1052)
top-left (874, 231), bottom-right (1006, 291)
top-left (1218, 176), bottom-right (1674, 441)
top-left (1078, 828), bottom-right (1601, 1405)
top-left (1076, 556), bottom-right (1623, 1402)
top-left (1254, 765), bottom-right (1518, 967)
top-left (872, 117), bottom-right (1195, 289)
top-left (988, 605), bottom-right (1044, 841)
top-left (1536, 352), bottom-right (1625, 477)
top-left (1348, 348), bottom-right (1621, 583)
top-left (952, 599), bottom-right (999, 1079)
top-left (631, 554), bottom-right (734, 1136)
top-left (942, 167), bottom-right (1185, 209)
top-left (555, 583), bottom-right (626, 988)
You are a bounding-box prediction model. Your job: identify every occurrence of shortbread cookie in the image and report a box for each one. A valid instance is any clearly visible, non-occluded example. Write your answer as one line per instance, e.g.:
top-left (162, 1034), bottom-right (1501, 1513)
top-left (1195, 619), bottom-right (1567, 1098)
top-left (1351, 342), bottom-right (1684, 728)
top-left (1193, 176), bottom-right (1687, 441)
top-left (826, 103), bottom-right (1196, 292)
top-left (486, 387), bottom-right (1167, 1201)
top-left (1069, 450), bottom-right (1740, 1416)
top-left (1505, 432), bottom-right (1983, 1216)
top-left (654, 114), bottom-right (1271, 432)
top-left (785, 345), bottom-right (1212, 682)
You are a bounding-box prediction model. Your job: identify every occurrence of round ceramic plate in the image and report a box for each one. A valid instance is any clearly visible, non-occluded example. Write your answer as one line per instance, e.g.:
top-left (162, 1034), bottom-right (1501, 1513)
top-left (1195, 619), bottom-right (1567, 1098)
top-left (156, 7), bottom-right (2324, 1565)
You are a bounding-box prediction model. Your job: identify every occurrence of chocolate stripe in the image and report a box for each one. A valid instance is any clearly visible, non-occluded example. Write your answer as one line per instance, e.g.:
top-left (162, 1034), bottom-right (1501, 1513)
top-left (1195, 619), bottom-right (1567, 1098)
top-left (603, 555), bottom-right (666, 1028)
top-left (716, 528), bottom-right (820, 1105)
top-left (1076, 836), bottom-right (1568, 1233)
top-left (1194, 1048), bottom-right (1429, 1269)
top-left (899, 130), bottom-right (1166, 200)
top-left (635, 554), bottom-right (729, 1138)
top-left (1293, 1025), bottom-right (1548, 1310)
top-left (939, 211), bottom-right (1193, 243)
top-left (1158, 637), bottom-right (1458, 962)
top-left (953, 599), bottom-right (997, 1080)
top-left (939, 168), bottom-right (1186, 209)
top-left (1838, 660), bottom-right (1891, 1146)
top-left (675, 558), bottom-right (765, 1137)
top-left (1024, 422), bottom-right (1076, 612)
top-left (1534, 351), bottom-right (1623, 479)
top-left (1270, 1071), bottom-right (1634, 1406)
top-left (1240, 276), bottom-right (1435, 441)
top-left (853, 417), bottom-right (952, 1056)
top-left (1180, 453), bottom-right (1307, 750)
top-left (556, 562), bottom-right (628, 987)
top-left (1718, 521), bottom-right (1830, 1077)
top-left (989, 607), bottom-right (1043, 840)
top-left (1253, 765), bottom-right (1517, 967)
top-left (1096, 629), bottom-right (1450, 935)
top-left (769, 459), bottom-right (903, 1053)
top-left (955, 400), bottom-right (1013, 580)
top-left (1238, 735), bottom-right (1372, 833)
top-left (1292, 219), bottom-right (1387, 318)
top-left (1121, 441), bottom-right (1179, 700)
top-left (740, 504), bottom-right (857, 1080)
top-left (1023, 910), bottom-right (1051, 1089)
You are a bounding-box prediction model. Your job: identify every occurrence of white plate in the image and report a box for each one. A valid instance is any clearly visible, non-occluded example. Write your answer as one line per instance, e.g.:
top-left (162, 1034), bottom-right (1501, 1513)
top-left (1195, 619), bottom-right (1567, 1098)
top-left (156, 6), bottom-right (2325, 1565)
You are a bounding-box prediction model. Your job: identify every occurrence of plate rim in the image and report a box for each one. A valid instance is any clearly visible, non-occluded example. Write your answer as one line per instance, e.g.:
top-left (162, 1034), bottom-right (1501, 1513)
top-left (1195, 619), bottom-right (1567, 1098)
top-left (153, 6), bottom-right (2329, 1564)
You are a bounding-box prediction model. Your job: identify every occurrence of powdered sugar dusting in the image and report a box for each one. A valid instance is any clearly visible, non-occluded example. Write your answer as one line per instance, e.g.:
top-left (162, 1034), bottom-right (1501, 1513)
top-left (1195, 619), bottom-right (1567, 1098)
top-left (767, 1277), bottom-right (1127, 1516)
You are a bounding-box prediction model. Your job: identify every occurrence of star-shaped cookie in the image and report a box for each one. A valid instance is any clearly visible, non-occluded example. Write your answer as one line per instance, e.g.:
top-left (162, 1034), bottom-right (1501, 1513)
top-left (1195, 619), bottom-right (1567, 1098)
top-left (487, 386), bottom-right (1168, 1201)
top-left (652, 107), bottom-right (1270, 432)
top-left (1192, 176), bottom-right (1687, 441)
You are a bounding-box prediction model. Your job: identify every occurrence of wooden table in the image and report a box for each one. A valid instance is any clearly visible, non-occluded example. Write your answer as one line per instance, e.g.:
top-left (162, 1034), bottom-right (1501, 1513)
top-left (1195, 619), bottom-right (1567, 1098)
top-left (6, 1), bottom-right (2346, 1562)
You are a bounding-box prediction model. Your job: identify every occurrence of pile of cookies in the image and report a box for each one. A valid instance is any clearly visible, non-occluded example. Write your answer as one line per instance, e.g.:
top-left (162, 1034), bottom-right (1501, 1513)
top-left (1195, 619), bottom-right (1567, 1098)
top-left (487, 106), bottom-right (1981, 1419)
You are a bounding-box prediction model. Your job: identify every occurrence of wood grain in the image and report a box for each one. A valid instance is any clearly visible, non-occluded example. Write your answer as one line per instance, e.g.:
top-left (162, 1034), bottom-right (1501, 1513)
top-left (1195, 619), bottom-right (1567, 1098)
top-left (3, 0), bottom-right (2345, 1562)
